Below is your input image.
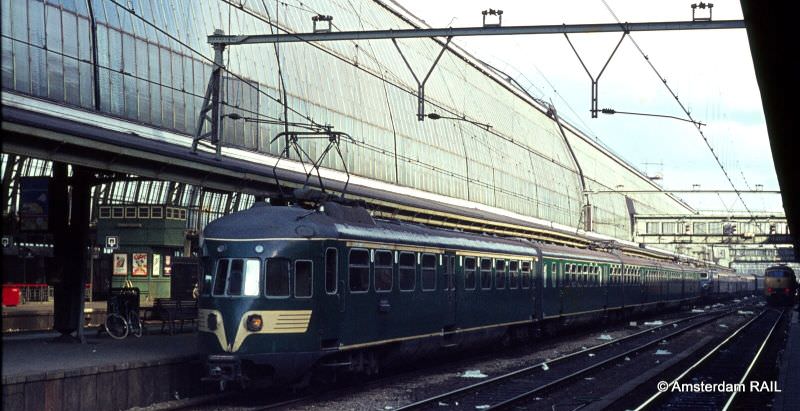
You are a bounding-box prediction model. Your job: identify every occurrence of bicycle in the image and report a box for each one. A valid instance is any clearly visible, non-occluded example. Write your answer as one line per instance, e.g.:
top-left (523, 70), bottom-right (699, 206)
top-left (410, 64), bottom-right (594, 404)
top-left (104, 289), bottom-right (143, 339)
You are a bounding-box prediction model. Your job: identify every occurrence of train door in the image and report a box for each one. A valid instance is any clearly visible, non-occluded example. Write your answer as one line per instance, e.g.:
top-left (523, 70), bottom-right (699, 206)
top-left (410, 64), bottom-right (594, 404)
top-left (442, 253), bottom-right (457, 327)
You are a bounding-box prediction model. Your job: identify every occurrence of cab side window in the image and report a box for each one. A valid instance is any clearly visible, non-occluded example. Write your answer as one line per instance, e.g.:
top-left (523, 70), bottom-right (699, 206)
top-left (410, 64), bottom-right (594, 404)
top-left (295, 260), bottom-right (312, 298)
top-left (266, 258), bottom-right (290, 297)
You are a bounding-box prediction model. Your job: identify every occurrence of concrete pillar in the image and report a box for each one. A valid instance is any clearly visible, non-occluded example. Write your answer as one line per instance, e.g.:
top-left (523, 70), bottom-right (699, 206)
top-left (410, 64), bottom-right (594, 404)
top-left (51, 164), bottom-right (93, 341)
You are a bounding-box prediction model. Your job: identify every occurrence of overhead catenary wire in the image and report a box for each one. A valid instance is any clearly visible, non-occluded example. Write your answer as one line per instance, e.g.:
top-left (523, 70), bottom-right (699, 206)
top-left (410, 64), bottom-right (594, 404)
top-left (599, 0), bottom-right (757, 224)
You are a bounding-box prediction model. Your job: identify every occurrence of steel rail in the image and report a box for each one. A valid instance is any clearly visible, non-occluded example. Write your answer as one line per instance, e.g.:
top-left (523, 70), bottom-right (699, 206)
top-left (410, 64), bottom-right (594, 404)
top-left (632, 308), bottom-right (783, 410)
top-left (396, 306), bottom-right (744, 410)
top-left (721, 309), bottom-right (785, 410)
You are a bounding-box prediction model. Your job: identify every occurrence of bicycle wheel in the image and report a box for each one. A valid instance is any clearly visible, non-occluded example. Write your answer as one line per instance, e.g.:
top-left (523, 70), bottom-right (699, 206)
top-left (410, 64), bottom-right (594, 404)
top-left (105, 313), bottom-right (129, 339)
top-left (128, 311), bottom-right (143, 338)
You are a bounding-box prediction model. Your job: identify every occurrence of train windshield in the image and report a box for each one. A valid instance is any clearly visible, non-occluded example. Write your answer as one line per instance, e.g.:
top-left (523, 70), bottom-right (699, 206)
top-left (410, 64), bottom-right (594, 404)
top-left (765, 269), bottom-right (792, 278)
top-left (212, 258), bottom-right (261, 297)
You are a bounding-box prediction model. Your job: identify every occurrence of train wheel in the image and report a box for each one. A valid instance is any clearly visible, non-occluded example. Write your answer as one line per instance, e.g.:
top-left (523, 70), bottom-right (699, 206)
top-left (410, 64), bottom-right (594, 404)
top-left (105, 313), bottom-right (129, 339)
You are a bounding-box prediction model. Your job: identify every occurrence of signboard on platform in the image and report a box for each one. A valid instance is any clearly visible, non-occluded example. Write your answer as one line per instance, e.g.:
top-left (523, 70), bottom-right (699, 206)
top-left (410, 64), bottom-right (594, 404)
top-left (113, 253), bottom-right (128, 276)
top-left (105, 236), bottom-right (119, 249)
top-left (132, 253), bottom-right (148, 276)
top-left (19, 177), bottom-right (49, 231)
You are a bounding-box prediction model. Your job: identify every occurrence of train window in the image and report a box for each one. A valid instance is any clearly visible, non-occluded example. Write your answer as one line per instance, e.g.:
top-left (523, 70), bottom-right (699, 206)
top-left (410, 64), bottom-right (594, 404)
top-left (374, 250), bottom-right (393, 292)
top-left (421, 254), bottom-right (437, 291)
top-left (325, 248), bottom-right (337, 294)
top-left (243, 259), bottom-right (260, 296)
top-left (464, 257), bottom-right (477, 290)
top-left (266, 258), bottom-right (290, 297)
top-left (521, 261), bottom-right (532, 289)
top-left (509, 261), bottom-right (519, 289)
top-left (551, 262), bottom-right (557, 288)
top-left (201, 257), bottom-right (213, 296)
top-left (226, 259), bottom-right (242, 296)
top-left (480, 258), bottom-right (493, 290)
top-left (210, 258), bottom-right (259, 297)
top-left (99, 206), bottom-right (111, 219)
top-left (295, 260), bottom-right (313, 298)
top-left (348, 249), bottom-right (370, 293)
top-left (399, 252), bottom-right (416, 291)
top-left (212, 259), bottom-right (230, 296)
top-left (495, 260), bottom-right (506, 289)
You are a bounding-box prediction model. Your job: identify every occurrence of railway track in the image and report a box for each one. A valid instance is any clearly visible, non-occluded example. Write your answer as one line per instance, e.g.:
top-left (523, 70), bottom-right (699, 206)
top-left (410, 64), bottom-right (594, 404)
top-left (630, 307), bottom-right (787, 411)
top-left (144, 302), bottom-right (752, 411)
top-left (395, 306), bottom-right (754, 410)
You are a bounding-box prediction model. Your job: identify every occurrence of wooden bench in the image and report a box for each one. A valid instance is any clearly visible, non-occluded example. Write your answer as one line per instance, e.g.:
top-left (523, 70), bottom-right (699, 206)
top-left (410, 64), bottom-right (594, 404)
top-left (143, 298), bottom-right (198, 335)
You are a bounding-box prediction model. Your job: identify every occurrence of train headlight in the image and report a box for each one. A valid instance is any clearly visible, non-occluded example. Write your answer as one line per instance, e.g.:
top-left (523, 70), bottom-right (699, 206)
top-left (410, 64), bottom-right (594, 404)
top-left (246, 314), bottom-right (263, 332)
top-left (207, 313), bottom-right (218, 331)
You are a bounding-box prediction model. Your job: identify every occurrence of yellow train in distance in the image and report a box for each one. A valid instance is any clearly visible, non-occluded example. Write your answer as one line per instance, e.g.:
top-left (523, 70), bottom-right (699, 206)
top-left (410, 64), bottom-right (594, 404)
top-left (763, 265), bottom-right (798, 306)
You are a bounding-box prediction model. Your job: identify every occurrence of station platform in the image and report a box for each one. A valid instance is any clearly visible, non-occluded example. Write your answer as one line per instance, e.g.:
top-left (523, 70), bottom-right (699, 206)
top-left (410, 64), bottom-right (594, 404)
top-left (774, 307), bottom-right (800, 411)
top-left (2, 331), bottom-right (203, 411)
top-left (2, 300), bottom-right (155, 333)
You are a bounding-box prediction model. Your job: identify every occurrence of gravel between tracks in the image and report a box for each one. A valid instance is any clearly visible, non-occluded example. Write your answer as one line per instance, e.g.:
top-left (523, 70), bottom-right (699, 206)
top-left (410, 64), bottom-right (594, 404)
top-left (282, 307), bottom-right (729, 411)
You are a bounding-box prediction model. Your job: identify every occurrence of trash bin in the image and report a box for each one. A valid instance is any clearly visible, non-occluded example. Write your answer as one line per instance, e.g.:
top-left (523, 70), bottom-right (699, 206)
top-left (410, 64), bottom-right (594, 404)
top-left (2, 285), bottom-right (21, 307)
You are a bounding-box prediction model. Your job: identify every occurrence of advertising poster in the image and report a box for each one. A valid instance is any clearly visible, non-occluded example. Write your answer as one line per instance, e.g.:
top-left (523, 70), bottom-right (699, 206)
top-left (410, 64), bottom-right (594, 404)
top-left (152, 254), bottom-right (161, 276)
top-left (113, 253), bottom-right (128, 276)
top-left (132, 253), bottom-right (148, 276)
top-left (164, 255), bottom-right (172, 276)
top-left (19, 177), bottom-right (49, 231)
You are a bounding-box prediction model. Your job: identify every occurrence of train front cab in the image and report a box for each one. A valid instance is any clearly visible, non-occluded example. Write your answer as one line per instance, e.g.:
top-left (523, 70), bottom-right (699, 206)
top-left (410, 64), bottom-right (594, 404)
top-left (764, 266), bottom-right (798, 306)
top-left (198, 239), bottom-right (325, 386)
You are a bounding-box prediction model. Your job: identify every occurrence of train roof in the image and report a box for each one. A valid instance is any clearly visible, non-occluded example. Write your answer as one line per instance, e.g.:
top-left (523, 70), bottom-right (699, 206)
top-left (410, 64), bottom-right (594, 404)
top-left (537, 243), bottom-right (620, 263)
top-left (204, 202), bottom-right (541, 257)
top-left (204, 202), bottom-right (708, 272)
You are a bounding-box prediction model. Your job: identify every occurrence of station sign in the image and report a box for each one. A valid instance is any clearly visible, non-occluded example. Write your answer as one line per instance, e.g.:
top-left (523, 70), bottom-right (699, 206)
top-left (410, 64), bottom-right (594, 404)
top-left (1, 236), bottom-right (11, 248)
top-left (106, 236), bottom-right (119, 249)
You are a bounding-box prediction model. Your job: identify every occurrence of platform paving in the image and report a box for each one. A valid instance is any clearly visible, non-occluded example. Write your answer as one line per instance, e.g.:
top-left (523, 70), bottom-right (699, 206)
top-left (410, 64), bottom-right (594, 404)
top-left (2, 332), bottom-right (199, 380)
top-left (2, 331), bottom-right (203, 411)
top-left (774, 307), bottom-right (800, 411)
